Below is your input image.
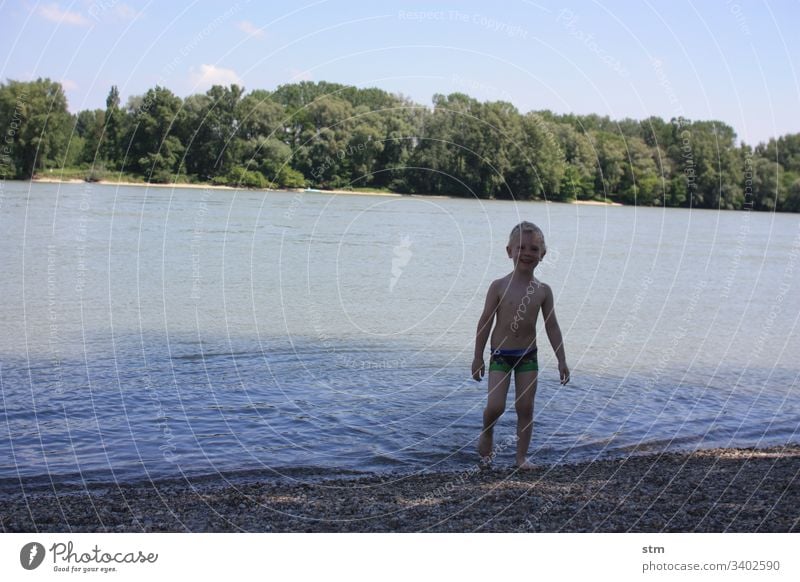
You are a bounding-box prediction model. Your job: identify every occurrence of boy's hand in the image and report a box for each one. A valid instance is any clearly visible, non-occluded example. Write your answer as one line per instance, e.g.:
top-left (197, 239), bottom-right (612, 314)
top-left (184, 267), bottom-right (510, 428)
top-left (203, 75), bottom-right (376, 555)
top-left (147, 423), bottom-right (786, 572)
top-left (559, 361), bottom-right (570, 385)
top-left (472, 357), bottom-right (485, 381)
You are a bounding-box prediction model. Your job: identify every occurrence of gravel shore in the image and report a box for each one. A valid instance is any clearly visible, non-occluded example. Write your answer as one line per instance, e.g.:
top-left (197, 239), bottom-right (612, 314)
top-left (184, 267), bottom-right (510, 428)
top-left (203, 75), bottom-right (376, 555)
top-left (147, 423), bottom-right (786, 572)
top-left (3, 446), bottom-right (797, 532)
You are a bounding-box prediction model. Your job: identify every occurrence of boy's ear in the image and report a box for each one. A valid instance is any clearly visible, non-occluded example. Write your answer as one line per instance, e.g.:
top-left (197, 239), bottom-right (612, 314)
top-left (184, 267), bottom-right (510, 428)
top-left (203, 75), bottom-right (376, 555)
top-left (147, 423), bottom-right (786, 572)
top-left (541, 247), bottom-right (547, 259)
top-left (506, 245), bottom-right (512, 258)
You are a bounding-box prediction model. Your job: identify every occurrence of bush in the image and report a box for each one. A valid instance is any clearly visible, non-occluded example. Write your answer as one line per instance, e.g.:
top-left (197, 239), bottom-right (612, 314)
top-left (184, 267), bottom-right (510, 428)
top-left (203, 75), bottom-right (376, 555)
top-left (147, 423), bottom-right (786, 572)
top-left (226, 166), bottom-right (267, 189)
top-left (85, 164), bottom-right (107, 182)
top-left (276, 167), bottom-right (305, 189)
top-left (0, 157), bottom-right (17, 179)
top-left (150, 169), bottom-right (176, 184)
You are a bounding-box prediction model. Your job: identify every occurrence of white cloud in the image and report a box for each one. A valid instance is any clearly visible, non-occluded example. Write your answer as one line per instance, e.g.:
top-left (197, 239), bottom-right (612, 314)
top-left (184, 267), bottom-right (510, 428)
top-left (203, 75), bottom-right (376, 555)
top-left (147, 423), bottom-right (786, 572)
top-left (85, 2), bottom-right (142, 22)
top-left (38, 3), bottom-right (89, 26)
top-left (60, 79), bottom-right (78, 91)
top-left (115, 4), bottom-right (142, 21)
top-left (190, 64), bottom-right (242, 90)
top-left (237, 20), bottom-right (264, 38)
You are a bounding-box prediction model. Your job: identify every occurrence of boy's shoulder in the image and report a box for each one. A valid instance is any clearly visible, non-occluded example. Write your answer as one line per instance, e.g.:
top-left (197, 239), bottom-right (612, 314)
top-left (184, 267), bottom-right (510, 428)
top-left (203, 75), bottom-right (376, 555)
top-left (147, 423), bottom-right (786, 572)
top-left (493, 273), bottom-right (513, 285)
top-left (488, 273), bottom-right (513, 292)
top-left (534, 278), bottom-right (554, 298)
top-left (532, 276), bottom-right (551, 291)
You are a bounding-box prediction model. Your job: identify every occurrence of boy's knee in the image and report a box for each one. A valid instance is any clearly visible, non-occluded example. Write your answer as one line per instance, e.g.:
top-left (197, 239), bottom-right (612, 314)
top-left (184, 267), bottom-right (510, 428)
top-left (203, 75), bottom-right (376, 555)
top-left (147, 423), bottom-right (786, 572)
top-left (485, 404), bottom-right (505, 419)
top-left (515, 403), bottom-right (533, 419)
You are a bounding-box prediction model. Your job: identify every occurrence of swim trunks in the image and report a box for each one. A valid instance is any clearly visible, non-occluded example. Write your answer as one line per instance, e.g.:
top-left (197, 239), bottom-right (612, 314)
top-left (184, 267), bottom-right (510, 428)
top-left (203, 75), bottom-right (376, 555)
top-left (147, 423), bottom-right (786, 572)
top-left (488, 347), bottom-right (538, 374)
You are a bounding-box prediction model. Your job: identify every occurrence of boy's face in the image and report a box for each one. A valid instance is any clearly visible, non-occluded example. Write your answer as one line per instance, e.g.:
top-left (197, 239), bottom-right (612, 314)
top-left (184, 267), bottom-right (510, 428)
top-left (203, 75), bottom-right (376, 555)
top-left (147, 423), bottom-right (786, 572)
top-left (507, 231), bottom-right (546, 271)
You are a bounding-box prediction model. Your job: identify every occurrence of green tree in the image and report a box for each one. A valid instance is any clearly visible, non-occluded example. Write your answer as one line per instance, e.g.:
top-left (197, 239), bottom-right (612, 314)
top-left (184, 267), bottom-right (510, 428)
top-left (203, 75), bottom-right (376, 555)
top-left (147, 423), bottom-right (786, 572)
top-left (74, 109), bottom-right (105, 164)
top-left (101, 86), bottom-right (123, 167)
top-left (345, 106), bottom-right (385, 187)
top-left (756, 134), bottom-right (800, 174)
top-left (474, 100), bottom-right (521, 199)
top-left (619, 136), bottom-right (660, 205)
top-left (0, 78), bottom-right (72, 178)
top-left (122, 86), bottom-right (186, 181)
top-left (236, 90), bottom-right (285, 141)
top-left (554, 123), bottom-right (595, 199)
top-left (405, 93), bottom-right (491, 197)
top-left (508, 111), bottom-right (565, 200)
top-left (669, 121), bottom-right (741, 209)
top-left (180, 84), bottom-right (245, 179)
top-left (782, 177), bottom-right (800, 212)
top-left (748, 156), bottom-right (779, 210)
top-left (371, 98), bottom-right (420, 190)
top-left (63, 113), bottom-right (86, 171)
top-left (592, 131), bottom-right (626, 200)
top-left (296, 95), bottom-right (354, 187)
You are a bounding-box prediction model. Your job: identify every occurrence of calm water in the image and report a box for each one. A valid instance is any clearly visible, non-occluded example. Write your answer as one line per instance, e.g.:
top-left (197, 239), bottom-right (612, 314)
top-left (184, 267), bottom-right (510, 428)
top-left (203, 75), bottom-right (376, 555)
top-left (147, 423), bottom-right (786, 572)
top-left (1, 181), bottom-right (799, 486)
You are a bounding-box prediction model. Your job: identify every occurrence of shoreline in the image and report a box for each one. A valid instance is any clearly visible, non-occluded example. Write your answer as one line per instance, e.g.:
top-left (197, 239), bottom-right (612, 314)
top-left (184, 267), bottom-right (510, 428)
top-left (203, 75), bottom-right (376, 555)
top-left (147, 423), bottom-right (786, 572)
top-left (28, 178), bottom-right (620, 203)
top-left (3, 445), bottom-right (797, 532)
top-left (29, 177), bottom-right (400, 197)
top-left (572, 199), bottom-right (624, 206)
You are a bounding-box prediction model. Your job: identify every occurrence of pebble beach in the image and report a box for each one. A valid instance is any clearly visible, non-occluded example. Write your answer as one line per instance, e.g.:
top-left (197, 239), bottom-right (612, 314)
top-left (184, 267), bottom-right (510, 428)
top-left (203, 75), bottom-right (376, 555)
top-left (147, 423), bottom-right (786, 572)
top-left (3, 445), bottom-right (797, 533)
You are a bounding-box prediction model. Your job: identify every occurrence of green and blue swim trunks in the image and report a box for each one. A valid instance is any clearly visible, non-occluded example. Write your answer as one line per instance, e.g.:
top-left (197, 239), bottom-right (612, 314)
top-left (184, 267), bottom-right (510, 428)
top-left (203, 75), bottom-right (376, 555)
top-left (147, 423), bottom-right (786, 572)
top-left (488, 347), bottom-right (539, 374)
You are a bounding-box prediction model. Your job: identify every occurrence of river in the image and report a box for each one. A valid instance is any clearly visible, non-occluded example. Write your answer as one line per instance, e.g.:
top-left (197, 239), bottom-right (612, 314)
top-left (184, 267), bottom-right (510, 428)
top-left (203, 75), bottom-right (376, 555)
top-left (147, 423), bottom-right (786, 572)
top-left (1, 180), bottom-right (798, 486)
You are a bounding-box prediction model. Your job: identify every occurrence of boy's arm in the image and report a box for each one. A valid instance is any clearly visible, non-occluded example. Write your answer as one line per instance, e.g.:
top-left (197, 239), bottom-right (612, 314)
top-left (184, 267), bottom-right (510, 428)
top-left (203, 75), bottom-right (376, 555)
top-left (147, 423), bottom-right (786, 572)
top-left (542, 284), bottom-right (570, 385)
top-left (472, 281), bottom-right (500, 381)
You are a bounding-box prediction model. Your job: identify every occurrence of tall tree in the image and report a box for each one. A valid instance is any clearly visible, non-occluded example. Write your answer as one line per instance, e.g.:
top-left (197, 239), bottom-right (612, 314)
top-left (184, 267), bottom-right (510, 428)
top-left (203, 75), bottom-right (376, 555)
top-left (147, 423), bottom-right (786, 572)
top-left (0, 78), bottom-right (72, 178)
top-left (180, 84), bottom-right (245, 178)
top-left (122, 86), bottom-right (186, 181)
top-left (619, 136), bottom-right (660, 205)
top-left (592, 131), bottom-right (626, 199)
top-left (101, 86), bottom-right (122, 167)
top-left (371, 98), bottom-right (421, 190)
top-left (506, 111), bottom-right (565, 200)
top-left (296, 95), bottom-right (354, 187)
top-left (74, 109), bottom-right (105, 164)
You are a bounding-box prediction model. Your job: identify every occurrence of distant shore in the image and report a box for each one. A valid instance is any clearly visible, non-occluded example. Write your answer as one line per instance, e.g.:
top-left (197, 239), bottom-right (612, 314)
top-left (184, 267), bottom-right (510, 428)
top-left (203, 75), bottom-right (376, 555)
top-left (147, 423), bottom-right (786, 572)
top-left (572, 199), bottom-right (623, 206)
top-left (3, 445), bottom-right (797, 532)
top-left (28, 177), bottom-right (620, 204)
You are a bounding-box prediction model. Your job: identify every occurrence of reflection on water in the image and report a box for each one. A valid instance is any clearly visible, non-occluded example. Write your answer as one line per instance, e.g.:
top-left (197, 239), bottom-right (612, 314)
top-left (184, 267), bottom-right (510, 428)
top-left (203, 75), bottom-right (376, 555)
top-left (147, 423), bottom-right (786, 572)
top-left (1, 181), bottom-right (799, 485)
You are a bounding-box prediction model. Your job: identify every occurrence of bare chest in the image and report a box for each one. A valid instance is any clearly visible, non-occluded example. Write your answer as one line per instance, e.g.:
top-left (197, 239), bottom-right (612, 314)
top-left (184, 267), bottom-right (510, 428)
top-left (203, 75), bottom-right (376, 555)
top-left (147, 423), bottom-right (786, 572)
top-left (497, 283), bottom-right (545, 318)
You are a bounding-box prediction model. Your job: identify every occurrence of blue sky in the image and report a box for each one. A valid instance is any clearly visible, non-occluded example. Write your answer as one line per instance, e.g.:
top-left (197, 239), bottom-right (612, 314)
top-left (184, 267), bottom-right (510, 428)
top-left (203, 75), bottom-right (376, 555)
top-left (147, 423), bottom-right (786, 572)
top-left (2, 0), bottom-right (798, 145)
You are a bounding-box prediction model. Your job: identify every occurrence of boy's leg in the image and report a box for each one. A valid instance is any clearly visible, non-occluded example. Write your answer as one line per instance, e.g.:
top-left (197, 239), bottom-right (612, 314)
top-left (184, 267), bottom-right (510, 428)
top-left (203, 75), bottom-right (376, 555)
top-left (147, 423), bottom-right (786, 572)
top-left (479, 370), bottom-right (511, 461)
top-left (513, 369), bottom-right (538, 468)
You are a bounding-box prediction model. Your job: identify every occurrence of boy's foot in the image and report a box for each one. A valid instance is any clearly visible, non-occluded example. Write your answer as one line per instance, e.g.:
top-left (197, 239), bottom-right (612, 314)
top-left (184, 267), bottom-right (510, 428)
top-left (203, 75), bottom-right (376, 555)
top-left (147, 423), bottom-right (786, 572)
top-left (477, 430), bottom-right (493, 459)
top-left (514, 460), bottom-right (537, 470)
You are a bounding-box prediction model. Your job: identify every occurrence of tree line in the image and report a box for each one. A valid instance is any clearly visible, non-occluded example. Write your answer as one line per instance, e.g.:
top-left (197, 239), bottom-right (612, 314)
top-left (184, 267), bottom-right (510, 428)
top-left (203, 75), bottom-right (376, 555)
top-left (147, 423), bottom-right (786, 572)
top-left (2, 77), bottom-right (799, 211)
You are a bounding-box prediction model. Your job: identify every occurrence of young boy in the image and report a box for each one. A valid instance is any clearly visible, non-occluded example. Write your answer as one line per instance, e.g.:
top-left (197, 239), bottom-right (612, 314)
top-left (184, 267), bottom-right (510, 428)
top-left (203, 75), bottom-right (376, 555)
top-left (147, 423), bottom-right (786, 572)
top-left (472, 221), bottom-right (570, 469)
